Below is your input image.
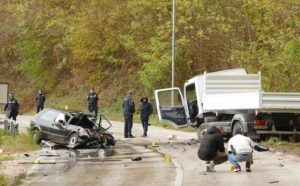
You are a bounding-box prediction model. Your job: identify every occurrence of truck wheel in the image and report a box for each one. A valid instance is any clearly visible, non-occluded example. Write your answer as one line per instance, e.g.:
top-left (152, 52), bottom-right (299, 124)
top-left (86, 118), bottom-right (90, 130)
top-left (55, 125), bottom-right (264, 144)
top-left (68, 133), bottom-right (79, 148)
top-left (232, 121), bottom-right (244, 136)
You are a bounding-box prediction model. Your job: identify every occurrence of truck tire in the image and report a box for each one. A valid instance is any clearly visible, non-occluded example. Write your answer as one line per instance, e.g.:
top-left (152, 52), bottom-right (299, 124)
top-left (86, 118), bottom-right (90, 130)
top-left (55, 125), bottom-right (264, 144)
top-left (232, 121), bottom-right (244, 136)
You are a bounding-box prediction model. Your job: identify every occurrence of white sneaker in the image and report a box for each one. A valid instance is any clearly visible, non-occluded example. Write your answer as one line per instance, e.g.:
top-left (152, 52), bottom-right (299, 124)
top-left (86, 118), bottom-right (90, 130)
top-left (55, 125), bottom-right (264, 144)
top-left (205, 162), bottom-right (216, 172)
top-left (209, 162), bottom-right (216, 172)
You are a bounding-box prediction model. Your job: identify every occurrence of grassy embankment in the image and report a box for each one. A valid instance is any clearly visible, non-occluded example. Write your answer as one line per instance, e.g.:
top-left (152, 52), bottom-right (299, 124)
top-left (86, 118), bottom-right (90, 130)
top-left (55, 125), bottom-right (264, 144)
top-left (0, 129), bottom-right (40, 186)
top-left (0, 130), bottom-right (39, 160)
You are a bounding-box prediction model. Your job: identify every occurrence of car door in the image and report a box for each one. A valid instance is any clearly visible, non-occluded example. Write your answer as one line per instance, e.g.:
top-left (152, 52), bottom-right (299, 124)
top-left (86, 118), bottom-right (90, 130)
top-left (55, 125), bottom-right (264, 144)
top-left (36, 109), bottom-right (60, 139)
top-left (154, 88), bottom-right (189, 128)
top-left (48, 113), bottom-right (69, 144)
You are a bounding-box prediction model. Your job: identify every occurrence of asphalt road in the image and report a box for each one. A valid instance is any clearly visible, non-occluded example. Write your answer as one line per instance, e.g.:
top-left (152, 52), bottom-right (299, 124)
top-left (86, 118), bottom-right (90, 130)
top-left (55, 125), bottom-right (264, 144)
top-left (2, 115), bottom-right (300, 186)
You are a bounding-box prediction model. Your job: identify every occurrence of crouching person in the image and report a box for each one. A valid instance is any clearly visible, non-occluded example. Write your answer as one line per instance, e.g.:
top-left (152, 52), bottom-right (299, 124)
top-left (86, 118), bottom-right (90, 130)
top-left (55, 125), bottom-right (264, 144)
top-left (198, 126), bottom-right (227, 172)
top-left (227, 129), bottom-right (255, 172)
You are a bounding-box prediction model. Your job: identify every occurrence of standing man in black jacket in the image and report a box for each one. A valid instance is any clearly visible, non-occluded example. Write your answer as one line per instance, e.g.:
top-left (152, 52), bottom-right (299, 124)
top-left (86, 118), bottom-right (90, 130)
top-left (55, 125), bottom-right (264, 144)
top-left (87, 88), bottom-right (99, 117)
top-left (123, 90), bottom-right (135, 138)
top-left (36, 89), bottom-right (46, 113)
top-left (4, 93), bottom-right (19, 121)
top-left (198, 126), bottom-right (227, 172)
top-left (139, 97), bottom-right (153, 137)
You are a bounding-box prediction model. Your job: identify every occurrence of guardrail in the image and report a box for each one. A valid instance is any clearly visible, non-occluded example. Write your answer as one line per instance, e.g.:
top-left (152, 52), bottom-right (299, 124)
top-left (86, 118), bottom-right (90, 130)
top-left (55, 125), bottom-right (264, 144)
top-left (0, 118), bottom-right (19, 135)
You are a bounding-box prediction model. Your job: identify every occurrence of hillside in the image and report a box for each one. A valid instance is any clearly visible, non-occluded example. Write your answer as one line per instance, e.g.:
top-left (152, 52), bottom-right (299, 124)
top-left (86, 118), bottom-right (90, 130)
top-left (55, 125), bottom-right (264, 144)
top-left (0, 0), bottom-right (299, 113)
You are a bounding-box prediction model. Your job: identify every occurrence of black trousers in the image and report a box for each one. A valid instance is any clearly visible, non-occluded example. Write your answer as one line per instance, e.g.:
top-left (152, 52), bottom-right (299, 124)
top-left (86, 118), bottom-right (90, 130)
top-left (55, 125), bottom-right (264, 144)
top-left (37, 105), bottom-right (44, 113)
top-left (124, 116), bottom-right (133, 137)
top-left (7, 111), bottom-right (17, 121)
top-left (88, 105), bottom-right (98, 117)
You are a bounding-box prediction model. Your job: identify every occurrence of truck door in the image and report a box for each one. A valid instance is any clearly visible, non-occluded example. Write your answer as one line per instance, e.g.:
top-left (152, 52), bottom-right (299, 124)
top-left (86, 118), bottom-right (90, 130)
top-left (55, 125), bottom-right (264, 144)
top-left (154, 88), bottom-right (189, 128)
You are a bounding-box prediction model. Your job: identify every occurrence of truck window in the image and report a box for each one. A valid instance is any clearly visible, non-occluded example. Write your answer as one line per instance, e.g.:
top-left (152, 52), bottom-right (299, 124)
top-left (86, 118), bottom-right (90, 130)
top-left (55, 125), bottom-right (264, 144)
top-left (186, 83), bottom-right (198, 123)
top-left (158, 90), bottom-right (183, 107)
top-left (157, 89), bottom-right (187, 126)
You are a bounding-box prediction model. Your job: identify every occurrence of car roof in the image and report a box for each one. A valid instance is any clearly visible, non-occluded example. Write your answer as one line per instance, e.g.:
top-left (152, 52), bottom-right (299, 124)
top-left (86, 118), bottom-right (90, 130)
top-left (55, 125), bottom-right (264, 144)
top-left (42, 108), bottom-right (90, 115)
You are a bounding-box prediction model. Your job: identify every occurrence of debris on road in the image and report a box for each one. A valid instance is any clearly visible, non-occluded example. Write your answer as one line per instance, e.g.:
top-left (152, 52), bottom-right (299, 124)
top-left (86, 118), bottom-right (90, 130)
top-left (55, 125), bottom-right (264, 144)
top-left (131, 157), bottom-right (142, 161)
top-left (163, 154), bottom-right (171, 162)
top-left (18, 161), bottom-right (56, 165)
top-left (151, 141), bottom-right (159, 147)
top-left (269, 180), bottom-right (279, 184)
top-left (167, 134), bottom-right (177, 140)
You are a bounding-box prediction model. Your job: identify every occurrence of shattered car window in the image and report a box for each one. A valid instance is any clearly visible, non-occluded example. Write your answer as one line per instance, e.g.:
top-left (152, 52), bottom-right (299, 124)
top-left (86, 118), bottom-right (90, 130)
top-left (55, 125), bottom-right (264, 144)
top-left (55, 113), bottom-right (66, 123)
top-left (40, 110), bottom-right (59, 122)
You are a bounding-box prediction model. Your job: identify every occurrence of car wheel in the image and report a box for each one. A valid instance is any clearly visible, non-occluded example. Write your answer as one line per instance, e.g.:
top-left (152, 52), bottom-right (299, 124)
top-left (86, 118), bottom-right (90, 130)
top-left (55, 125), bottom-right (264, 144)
top-left (232, 121), bottom-right (244, 136)
top-left (68, 133), bottom-right (79, 148)
top-left (32, 130), bottom-right (43, 144)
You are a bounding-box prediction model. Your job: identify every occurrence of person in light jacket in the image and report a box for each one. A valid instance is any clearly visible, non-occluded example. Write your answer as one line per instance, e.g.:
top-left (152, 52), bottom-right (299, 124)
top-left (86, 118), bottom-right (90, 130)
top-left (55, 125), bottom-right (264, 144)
top-left (227, 129), bottom-right (255, 172)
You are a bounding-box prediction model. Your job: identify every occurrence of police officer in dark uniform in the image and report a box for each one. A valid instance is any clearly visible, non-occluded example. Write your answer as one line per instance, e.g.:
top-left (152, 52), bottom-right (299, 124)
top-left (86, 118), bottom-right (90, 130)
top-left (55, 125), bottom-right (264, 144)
top-left (87, 88), bottom-right (99, 117)
top-left (139, 97), bottom-right (153, 137)
top-left (4, 93), bottom-right (19, 121)
top-left (123, 90), bottom-right (135, 138)
top-left (36, 89), bottom-right (46, 113)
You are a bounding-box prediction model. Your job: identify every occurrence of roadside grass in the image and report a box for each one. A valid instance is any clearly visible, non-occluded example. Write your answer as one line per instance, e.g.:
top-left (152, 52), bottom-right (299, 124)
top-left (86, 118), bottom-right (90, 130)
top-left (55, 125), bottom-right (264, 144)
top-left (0, 175), bottom-right (7, 186)
top-left (262, 137), bottom-right (300, 156)
top-left (0, 130), bottom-right (39, 186)
top-left (0, 129), bottom-right (40, 160)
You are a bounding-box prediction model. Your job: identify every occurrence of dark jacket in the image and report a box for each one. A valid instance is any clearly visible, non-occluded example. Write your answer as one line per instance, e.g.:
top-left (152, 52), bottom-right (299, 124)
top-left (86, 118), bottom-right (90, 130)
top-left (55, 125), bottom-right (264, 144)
top-left (123, 96), bottom-right (135, 119)
top-left (4, 98), bottom-right (19, 118)
top-left (36, 93), bottom-right (46, 106)
top-left (198, 127), bottom-right (225, 161)
top-left (139, 98), bottom-right (153, 120)
top-left (87, 92), bottom-right (99, 106)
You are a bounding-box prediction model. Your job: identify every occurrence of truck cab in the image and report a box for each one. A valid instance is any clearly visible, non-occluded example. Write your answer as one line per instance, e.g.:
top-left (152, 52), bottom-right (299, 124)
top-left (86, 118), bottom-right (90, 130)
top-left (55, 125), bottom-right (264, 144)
top-left (154, 68), bottom-right (248, 128)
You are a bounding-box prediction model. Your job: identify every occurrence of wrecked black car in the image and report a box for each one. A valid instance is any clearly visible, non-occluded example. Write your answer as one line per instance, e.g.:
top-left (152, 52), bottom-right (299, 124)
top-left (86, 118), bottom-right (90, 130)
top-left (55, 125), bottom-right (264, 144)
top-left (30, 108), bottom-right (116, 149)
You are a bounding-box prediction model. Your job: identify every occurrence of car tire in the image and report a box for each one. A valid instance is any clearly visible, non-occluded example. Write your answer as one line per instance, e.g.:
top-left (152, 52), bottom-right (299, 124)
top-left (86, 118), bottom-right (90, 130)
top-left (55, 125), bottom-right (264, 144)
top-left (68, 133), bottom-right (79, 148)
top-left (32, 130), bottom-right (43, 144)
top-left (232, 121), bottom-right (244, 136)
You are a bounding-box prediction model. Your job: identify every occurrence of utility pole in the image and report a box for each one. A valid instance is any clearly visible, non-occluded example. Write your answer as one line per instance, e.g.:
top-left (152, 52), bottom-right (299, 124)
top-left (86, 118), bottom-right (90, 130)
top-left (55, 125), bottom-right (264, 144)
top-left (171, 0), bottom-right (176, 106)
top-left (172, 0), bottom-right (176, 88)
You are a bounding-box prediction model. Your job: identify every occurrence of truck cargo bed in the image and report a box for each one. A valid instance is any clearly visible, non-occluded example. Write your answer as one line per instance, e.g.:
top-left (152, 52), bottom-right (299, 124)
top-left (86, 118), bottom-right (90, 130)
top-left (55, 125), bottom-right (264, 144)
top-left (202, 73), bottom-right (300, 113)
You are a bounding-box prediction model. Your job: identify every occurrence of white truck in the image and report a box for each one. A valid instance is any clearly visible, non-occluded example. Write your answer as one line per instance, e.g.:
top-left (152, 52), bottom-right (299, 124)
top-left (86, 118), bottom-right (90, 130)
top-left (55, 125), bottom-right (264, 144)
top-left (154, 68), bottom-right (300, 140)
